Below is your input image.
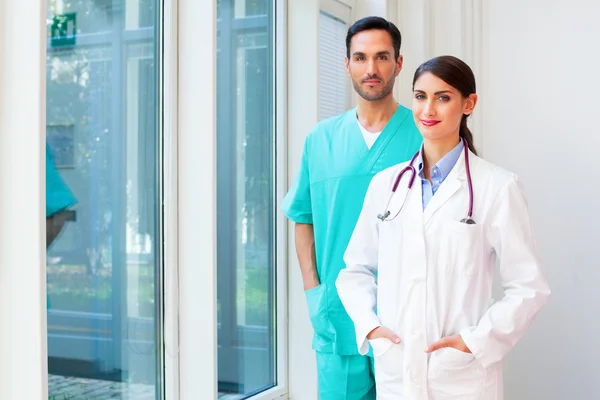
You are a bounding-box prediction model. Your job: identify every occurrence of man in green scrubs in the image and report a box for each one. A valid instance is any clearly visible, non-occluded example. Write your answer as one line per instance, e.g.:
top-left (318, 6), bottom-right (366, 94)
top-left (46, 142), bottom-right (77, 309)
top-left (46, 142), bottom-right (77, 248)
top-left (282, 16), bottom-right (422, 399)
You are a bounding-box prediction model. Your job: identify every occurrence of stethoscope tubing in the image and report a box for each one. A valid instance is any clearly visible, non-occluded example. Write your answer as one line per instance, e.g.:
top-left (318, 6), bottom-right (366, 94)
top-left (380, 138), bottom-right (474, 223)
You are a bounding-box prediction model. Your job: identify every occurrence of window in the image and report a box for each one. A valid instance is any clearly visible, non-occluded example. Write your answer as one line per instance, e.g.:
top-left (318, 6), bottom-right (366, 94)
top-left (319, 12), bottom-right (350, 120)
top-left (216, 0), bottom-right (278, 398)
top-left (46, 1), bottom-right (162, 399)
top-left (318, 1), bottom-right (353, 120)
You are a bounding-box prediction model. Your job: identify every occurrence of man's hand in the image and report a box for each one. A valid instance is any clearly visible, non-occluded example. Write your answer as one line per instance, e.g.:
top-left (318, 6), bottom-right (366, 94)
top-left (425, 334), bottom-right (471, 354)
top-left (367, 326), bottom-right (401, 344)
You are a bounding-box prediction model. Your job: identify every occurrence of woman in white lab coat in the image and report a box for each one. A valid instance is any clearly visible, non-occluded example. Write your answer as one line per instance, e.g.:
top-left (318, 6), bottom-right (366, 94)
top-left (336, 55), bottom-right (550, 400)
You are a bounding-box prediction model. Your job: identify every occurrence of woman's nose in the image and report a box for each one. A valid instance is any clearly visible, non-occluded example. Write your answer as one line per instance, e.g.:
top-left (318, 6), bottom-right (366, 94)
top-left (423, 101), bottom-right (436, 117)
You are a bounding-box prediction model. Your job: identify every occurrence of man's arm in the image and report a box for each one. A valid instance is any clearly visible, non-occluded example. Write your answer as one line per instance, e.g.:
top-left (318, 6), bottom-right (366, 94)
top-left (46, 210), bottom-right (70, 248)
top-left (295, 223), bottom-right (320, 290)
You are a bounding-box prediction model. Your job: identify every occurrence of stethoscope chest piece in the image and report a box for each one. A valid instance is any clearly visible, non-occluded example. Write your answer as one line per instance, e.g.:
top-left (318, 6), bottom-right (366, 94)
top-left (460, 217), bottom-right (476, 225)
top-left (377, 211), bottom-right (391, 221)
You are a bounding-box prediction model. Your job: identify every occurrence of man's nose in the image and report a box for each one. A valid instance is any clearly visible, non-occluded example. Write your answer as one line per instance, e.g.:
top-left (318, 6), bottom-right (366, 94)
top-left (366, 59), bottom-right (378, 75)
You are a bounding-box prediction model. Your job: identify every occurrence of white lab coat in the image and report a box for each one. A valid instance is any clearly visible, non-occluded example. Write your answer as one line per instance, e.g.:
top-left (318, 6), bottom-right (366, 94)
top-left (336, 151), bottom-right (550, 400)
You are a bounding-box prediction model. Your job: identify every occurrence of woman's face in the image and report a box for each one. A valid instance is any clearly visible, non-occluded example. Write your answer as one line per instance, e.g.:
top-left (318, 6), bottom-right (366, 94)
top-left (412, 72), bottom-right (476, 142)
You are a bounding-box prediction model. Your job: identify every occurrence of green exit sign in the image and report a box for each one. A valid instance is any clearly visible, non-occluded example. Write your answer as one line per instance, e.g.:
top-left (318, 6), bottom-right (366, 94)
top-left (51, 13), bottom-right (77, 47)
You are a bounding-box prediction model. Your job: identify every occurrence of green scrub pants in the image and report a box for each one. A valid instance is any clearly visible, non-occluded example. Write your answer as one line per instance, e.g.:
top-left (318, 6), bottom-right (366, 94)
top-left (315, 352), bottom-right (376, 399)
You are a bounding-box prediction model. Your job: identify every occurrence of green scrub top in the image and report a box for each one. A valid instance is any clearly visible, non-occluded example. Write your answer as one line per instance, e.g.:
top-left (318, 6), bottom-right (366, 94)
top-left (46, 143), bottom-right (77, 218)
top-left (282, 105), bottom-right (422, 355)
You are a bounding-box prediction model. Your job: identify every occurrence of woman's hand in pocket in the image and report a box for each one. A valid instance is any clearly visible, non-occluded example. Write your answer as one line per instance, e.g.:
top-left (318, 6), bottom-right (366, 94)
top-left (425, 334), bottom-right (471, 354)
top-left (367, 326), bottom-right (401, 344)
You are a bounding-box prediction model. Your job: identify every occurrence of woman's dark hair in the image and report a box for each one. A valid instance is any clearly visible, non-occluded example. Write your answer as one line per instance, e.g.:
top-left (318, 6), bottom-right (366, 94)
top-left (412, 55), bottom-right (478, 155)
top-left (346, 16), bottom-right (402, 60)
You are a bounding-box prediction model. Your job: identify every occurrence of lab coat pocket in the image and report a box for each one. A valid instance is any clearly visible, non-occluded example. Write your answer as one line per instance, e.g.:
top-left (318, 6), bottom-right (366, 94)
top-left (447, 221), bottom-right (483, 277)
top-left (372, 341), bottom-right (404, 384)
top-left (437, 347), bottom-right (476, 368)
top-left (429, 347), bottom-right (487, 399)
top-left (368, 338), bottom-right (394, 357)
top-left (305, 283), bottom-right (335, 343)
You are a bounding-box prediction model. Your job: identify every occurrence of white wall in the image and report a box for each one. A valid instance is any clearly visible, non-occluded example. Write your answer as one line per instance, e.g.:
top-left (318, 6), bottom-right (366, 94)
top-left (482, 2), bottom-right (600, 399)
top-left (354, 0), bottom-right (386, 19)
top-left (287, 0), bottom-right (320, 398)
top-left (393, 0), bottom-right (484, 144)
top-left (393, 1), bottom-right (600, 398)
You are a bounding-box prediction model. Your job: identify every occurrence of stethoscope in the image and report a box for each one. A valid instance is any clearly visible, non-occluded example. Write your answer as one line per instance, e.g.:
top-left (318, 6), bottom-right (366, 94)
top-left (377, 138), bottom-right (476, 224)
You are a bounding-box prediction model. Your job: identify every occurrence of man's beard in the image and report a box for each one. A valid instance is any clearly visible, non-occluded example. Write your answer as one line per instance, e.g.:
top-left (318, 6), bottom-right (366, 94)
top-left (352, 72), bottom-right (396, 101)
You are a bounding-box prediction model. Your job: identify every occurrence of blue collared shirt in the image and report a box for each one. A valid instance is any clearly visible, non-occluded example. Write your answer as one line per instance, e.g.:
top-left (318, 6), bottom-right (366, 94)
top-left (418, 140), bottom-right (464, 210)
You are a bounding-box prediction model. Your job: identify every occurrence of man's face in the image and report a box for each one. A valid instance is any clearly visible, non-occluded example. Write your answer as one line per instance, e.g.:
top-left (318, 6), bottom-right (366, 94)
top-left (345, 29), bottom-right (403, 101)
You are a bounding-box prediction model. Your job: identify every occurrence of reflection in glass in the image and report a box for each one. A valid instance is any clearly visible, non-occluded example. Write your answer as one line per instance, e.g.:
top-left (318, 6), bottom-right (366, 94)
top-left (217, 0), bottom-right (276, 398)
top-left (46, 1), bottom-right (161, 399)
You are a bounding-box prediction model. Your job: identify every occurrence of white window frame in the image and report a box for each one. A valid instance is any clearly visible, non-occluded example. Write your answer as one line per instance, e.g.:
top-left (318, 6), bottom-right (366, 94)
top-left (163, 0), bottom-right (180, 398)
top-left (251, 0), bottom-right (289, 398)
top-left (175, 0), bottom-right (218, 398)
top-left (0, 1), bottom-right (48, 398)
top-left (0, 0), bottom-right (285, 398)
top-left (0, 1), bottom-right (168, 397)
top-left (174, 0), bottom-right (288, 399)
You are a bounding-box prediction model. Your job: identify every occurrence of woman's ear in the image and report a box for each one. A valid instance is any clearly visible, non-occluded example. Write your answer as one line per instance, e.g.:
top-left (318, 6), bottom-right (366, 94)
top-left (463, 93), bottom-right (478, 116)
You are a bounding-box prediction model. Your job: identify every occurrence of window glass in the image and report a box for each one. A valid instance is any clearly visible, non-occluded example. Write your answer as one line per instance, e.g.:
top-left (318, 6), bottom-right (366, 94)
top-left (217, 0), bottom-right (277, 397)
top-left (46, 1), bottom-right (162, 398)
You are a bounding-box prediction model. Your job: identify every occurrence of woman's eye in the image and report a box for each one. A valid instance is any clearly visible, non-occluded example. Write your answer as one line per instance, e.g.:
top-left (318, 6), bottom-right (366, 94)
top-left (415, 94), bottom-right (425, 100)
top-left (439, 95), bottom-right (450, 101)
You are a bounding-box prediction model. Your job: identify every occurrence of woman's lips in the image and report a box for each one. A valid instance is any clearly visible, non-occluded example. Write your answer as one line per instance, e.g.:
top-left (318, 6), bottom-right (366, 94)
top-left (421, 120), bottom-right (440, 127)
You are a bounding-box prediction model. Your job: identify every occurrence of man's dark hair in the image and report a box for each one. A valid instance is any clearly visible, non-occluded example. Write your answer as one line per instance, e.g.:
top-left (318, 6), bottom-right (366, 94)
top-left (346, 16), bottom-right (402, 60)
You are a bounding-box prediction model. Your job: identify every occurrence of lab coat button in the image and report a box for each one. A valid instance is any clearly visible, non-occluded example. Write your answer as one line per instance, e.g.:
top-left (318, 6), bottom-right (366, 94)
top-left (412, 330), bottom-right (421, 337)
top-left (408, 369), bottom-right (419, 381)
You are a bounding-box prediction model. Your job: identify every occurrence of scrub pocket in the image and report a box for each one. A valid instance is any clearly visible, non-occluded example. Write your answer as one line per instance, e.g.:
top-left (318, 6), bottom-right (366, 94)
top-left (447, 221), bottom-right (484, 277)
top-left (428, 347), bottom-right (488, 399)
top-left (305, 283), bottom-right (335, 343)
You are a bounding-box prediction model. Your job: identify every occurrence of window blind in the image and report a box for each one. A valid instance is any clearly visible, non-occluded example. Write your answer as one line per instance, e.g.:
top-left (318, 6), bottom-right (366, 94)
top-left (319, 12), bottom-right (349, 121)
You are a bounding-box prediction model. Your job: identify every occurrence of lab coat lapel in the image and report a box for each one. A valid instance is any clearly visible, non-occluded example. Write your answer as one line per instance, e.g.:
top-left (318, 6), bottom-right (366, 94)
top-left (422, 154), bottom-right (467, 225)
